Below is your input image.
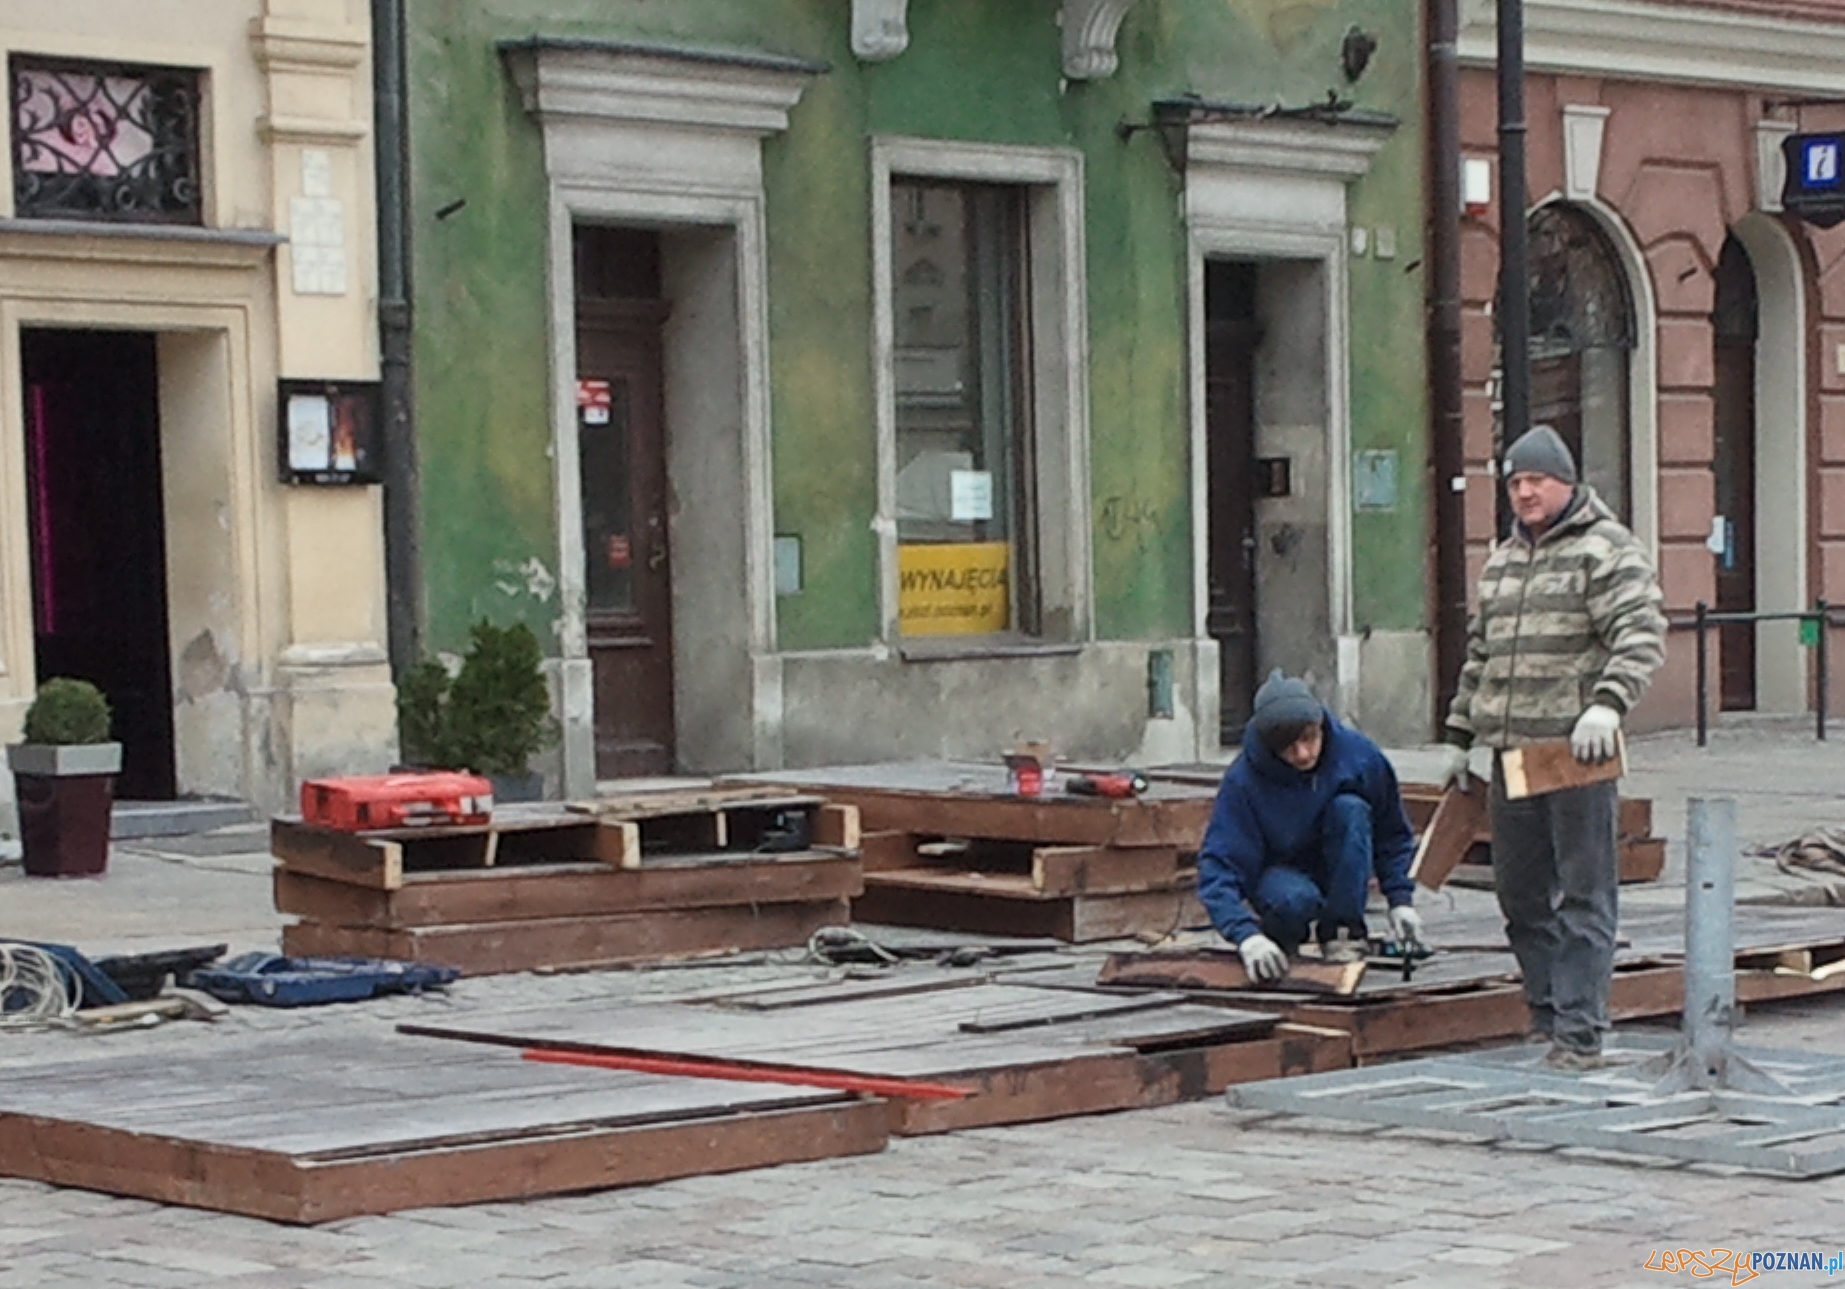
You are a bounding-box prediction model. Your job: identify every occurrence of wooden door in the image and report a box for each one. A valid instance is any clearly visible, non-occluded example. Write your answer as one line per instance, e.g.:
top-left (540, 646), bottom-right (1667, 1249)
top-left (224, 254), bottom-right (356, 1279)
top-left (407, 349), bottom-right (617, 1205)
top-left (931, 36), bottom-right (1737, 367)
top-left (1205, 262), bottom-right (1261, 743)
top-left (1713, 236), bottom-right (1758, 712)
top-left (576, 305), bottom-right (676, 777)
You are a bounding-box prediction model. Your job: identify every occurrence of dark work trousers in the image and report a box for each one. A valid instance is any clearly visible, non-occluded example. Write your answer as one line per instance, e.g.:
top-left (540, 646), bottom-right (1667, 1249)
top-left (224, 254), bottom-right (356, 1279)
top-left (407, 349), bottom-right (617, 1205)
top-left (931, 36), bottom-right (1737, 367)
top-left (1251, 794), bottom-right (1373, 953)
top-left (1489, 758), bottom-right (1620, 1054)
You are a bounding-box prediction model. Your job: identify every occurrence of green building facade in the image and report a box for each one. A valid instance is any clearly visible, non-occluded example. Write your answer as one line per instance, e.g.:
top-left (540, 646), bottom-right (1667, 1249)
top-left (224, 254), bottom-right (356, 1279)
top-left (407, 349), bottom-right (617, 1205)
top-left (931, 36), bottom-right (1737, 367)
top-left (408, 0), bottom-right (1431, 794)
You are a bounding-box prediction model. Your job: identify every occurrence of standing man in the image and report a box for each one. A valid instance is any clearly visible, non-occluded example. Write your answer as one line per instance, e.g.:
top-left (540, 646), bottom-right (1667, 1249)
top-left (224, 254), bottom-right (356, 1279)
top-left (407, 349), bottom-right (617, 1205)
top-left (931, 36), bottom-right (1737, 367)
top-left (1437, 425), bottom-right (1666, 1070)
top-left (1198, 671), bottom-right (1426, 983)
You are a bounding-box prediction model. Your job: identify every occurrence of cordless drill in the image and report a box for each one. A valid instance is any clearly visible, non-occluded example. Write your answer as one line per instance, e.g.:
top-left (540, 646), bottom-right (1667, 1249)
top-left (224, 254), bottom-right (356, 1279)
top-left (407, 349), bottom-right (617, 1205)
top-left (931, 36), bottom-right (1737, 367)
top-left (1063, 771), bottom-right (1150, 798)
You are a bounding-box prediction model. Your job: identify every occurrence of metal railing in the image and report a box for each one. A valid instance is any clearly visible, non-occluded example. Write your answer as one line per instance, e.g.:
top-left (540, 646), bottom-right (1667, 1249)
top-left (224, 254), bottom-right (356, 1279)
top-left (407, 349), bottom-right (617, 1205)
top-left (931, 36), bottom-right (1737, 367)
top-left (1677, 600), bottom-right (1833, 747)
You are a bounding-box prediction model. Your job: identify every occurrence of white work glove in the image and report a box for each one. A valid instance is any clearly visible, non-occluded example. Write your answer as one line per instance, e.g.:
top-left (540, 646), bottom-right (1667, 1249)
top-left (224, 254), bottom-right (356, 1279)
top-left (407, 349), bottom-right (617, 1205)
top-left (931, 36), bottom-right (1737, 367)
top-left (1570, 703), bottom-right (1622, 764)
top-left (1388, 906), bottom-right (1429, 954)
top-left (1435, 743), bottom-right (1472, 792)
top-left (1236, 933), bottom-right (1289, 985)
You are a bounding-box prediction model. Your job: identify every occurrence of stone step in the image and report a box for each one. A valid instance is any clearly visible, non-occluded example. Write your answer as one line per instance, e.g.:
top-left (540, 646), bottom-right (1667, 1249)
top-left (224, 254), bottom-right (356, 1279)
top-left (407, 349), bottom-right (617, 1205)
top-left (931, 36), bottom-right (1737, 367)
top-left (110, 799), bottom-right (253, 841)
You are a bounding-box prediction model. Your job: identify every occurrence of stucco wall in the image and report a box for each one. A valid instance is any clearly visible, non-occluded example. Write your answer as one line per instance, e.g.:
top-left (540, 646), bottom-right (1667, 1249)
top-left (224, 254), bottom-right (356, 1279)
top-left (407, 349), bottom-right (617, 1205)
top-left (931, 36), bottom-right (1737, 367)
top-left (409, 0), bottom-right (1430, 646)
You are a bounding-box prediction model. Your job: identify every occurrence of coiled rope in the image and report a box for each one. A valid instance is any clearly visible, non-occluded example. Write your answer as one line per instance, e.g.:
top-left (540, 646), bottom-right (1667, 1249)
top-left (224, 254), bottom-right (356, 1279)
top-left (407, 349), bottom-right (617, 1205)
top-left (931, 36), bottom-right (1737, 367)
top-left (0, 943), bottom-right (77, 1028)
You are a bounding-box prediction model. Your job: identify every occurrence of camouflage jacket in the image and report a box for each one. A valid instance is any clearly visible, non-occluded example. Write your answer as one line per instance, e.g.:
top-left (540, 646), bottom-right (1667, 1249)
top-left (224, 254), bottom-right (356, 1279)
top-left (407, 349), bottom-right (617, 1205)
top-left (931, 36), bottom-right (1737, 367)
top-left (1446, 487), bottom-right (1667, 749)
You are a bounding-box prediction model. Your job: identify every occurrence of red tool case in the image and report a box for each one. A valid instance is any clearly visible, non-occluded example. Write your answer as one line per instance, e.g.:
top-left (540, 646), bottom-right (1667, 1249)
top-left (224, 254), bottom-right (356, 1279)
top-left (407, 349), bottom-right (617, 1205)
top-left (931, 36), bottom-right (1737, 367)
top-left (300, 772), bottom-right (494, 832)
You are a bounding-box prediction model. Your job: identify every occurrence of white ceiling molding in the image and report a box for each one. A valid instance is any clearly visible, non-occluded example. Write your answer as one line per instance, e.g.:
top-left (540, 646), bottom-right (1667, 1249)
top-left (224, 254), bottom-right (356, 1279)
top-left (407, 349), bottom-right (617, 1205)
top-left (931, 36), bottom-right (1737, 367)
top-left (1459, 0), bottom-right (1845, 94)
top-left (852, 0), bottom-right (909, 61)
top-left (1062, 0), bottom-right (1143, 79)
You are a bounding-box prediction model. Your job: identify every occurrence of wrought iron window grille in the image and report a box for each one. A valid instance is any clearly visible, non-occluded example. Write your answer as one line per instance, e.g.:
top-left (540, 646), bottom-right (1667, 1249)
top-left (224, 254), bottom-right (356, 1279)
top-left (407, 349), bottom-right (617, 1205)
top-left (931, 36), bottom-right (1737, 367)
top-left (10, 56), bottom-right (203, 224)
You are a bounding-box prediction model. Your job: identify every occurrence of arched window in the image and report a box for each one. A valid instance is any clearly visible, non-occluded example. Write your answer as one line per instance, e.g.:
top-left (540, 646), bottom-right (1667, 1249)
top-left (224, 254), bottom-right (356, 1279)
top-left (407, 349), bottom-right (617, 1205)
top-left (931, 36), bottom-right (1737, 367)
top-left (1523, 203), bottom-right (1636, 521)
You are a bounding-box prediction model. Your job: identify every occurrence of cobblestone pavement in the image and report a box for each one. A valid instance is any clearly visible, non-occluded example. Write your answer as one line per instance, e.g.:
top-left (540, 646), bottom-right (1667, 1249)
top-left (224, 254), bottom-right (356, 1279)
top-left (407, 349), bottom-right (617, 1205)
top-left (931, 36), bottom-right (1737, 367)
top-left (1, 720), bottom-right (1844, 1287)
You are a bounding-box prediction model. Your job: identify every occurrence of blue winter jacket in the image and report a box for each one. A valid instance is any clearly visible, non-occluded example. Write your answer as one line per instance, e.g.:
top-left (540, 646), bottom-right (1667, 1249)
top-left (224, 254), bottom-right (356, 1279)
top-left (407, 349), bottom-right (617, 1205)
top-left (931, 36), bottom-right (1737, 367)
top-left (1196, 715), bottom-right (1417, 944)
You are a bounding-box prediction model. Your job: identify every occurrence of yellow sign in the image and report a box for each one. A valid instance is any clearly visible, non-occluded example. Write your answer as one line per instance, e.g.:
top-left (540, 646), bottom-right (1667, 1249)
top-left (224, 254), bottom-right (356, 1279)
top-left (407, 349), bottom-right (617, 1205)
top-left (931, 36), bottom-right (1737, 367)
top-left (898, 541), bottom-right (1011, 635)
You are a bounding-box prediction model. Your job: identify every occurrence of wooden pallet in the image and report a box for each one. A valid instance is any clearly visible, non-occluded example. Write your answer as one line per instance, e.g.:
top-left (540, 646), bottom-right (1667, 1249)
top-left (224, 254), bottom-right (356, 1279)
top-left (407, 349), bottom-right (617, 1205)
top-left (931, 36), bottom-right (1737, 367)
top-left (284, 896), bottom-right (852, 975)
top-left (724, 762), bottom-right (1217, 850)
top-left (1401, 780), bottom-right (1664, 890)
top-left (852, 870), bottom-right (1202, 943)
top-left (399, 977), bottom-right (1352, 1135)
top-left (0, 1033), bottom-right (888, 1224)
top-left (273, 795), bottom-right (864, 974)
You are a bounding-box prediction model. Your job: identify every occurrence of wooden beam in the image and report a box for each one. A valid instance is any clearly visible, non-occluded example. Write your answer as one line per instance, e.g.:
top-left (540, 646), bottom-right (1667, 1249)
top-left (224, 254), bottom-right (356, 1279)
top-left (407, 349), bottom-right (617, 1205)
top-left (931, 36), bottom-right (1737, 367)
top-left (1096, 949), bottom-right (1365, 996)
top-left (806, 788), bottom-right (1212, 849)
top-left (811, 803), bottom-right (861, 852)
top-left (273, 853), bottom-right (864, 929)
top-left (282, 898), bottom-right (851, 975)
top-left (1501, 736), bottom-right (1626, 800)
top-left (271, 820), bottom-right (403, 891)
top-left (1030, 845), bottom-right (1182, 896)
top-left (852, 874), bottom-right (1199, 943)
top-left (1409, 778), bottom-right (1489, 890)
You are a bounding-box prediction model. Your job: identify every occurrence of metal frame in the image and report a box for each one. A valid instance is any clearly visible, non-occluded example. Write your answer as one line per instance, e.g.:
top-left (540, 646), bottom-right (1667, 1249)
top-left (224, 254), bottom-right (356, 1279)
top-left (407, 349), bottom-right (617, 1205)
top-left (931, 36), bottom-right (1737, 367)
top-left (1229, 798), bottom-right (1845, 1178)
top-left (1683, 600), bottom-right (1834, 745)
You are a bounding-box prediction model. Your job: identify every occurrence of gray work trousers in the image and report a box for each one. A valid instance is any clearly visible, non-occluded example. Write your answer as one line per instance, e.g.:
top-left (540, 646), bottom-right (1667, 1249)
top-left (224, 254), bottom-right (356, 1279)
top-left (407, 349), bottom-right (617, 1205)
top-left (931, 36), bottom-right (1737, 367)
top-left (1489, 759), bottom-right (1620, 1054)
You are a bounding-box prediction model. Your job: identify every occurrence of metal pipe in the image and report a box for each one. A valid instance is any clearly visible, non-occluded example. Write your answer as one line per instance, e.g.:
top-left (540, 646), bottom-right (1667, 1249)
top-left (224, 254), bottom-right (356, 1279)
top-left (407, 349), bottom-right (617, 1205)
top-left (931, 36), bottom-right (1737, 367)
top-left (1427, 0), bottom-right (1469, 728)
top-left (373, 0), bottom-right (421, 676)
top-left (1695, 600), bottom-right (1708, 748)
top-left (1681, 797), bottom-right (1738, 1090)
top-left (1819, 598), bottom-right (1831, 743)
top-left (1496, 0), bottom-right (1529, 451)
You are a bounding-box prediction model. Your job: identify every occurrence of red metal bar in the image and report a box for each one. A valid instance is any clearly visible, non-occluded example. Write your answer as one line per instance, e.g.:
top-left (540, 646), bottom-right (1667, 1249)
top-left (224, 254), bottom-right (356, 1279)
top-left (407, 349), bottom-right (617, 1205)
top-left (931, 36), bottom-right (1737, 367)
top-left (522, 1047), bottom-right (972, 1101)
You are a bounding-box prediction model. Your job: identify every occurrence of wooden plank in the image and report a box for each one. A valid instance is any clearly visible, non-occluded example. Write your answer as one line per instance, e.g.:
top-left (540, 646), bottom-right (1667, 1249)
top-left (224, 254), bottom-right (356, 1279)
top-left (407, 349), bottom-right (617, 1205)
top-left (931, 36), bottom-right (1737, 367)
top-left (273, 852), bottom-right (863, 929)
top-left (0, 1097), bottom-right (887, 1225)
top-left (283, 898), bottom-right (850, 975)
top-left (1501, 735), bottom-right (1626, 800)
top-left (271, 819), bottom-right (404, 891)
top-left (832, 789), bottom-right (1211, 849)
top-left (858, 830), bottom-right (925, 873)
top-left (1096, 949), bottom-right (1366, 996)
top-left (1408, 777), bottom-right (1489, 890)
top-left (1620, 837), bottom-right (1666, 883)
top-left (572, 787), bottom-right (825, 820)
top-left (810, 803), bottom-right (861, 852)
top-left (1031, 845), bottom-right (1182, 896)
top-left (852, 879), bottom-right (1199, 943)
top-left (1619, 796), bottom-right (1653, 839)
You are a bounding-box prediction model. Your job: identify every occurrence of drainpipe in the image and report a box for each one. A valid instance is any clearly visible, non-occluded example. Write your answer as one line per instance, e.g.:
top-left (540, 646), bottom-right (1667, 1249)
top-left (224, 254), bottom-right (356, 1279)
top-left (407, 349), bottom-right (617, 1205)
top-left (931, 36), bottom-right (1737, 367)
top-left (1496, 0), bottom-right (1530, 452)
top-left (373, 0), bottom-right (422, 676)
top-left (1427, 0), bottom-right (1468, 724)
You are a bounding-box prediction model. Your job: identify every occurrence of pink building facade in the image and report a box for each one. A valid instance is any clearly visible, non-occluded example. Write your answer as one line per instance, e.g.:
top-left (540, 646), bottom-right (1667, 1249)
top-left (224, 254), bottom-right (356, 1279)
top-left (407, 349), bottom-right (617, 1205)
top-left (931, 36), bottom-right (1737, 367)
top-left (1456, 0), bottom-right (1845, 730)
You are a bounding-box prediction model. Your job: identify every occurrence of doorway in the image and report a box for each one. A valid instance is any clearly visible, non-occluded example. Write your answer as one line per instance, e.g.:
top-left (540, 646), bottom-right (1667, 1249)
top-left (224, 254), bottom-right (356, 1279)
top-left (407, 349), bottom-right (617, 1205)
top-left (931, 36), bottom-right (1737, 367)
top-left (1205, 260), bottom-right (1260, 742)
top-left (1712, 234), bottom-right (1759, 712)
top-left (20, 329), bottom-right (177, 799)
top-left (574, 225), bottom-right (676, 778)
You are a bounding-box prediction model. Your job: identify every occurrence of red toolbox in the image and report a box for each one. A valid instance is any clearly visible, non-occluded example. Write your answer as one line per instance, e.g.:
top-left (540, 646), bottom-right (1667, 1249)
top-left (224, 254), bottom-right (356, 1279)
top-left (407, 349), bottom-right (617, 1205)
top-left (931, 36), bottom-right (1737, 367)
top-left (300, 772), bottom-right (494, 832)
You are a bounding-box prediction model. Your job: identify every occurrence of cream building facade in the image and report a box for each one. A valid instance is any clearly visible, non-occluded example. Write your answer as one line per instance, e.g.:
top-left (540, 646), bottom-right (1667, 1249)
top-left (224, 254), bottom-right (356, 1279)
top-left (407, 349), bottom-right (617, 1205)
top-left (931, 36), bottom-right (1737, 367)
top-left (0, 0), bottom-right (395, 818)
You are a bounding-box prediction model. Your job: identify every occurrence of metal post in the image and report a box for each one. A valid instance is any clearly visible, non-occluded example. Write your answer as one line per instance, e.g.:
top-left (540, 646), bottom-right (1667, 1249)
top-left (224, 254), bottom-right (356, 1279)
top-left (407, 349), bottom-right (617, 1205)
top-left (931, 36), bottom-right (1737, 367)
top-left (1496, 0), bottom-right (1529, 452)
top-left (1694, 600), bottom-right (1708, 748)
top-left (1428, 0), bottom-right (1470, 727)
top-left (1645, 798), bottom-right (1788, 1095)
top-left (1819, 599), bottom-right (1831, 744)
top-left (1680, 798), bottom-right (1736, 1089)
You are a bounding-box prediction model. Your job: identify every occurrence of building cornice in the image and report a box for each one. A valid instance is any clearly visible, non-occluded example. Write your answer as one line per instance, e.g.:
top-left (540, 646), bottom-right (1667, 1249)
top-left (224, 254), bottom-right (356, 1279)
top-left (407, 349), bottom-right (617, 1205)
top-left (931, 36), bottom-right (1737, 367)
top-left (1063, 0), bottom-right (1143, 79)
top-left (1186, 117), bottom-right (1393, 180)
top-left (852, 0), bottom-right (909, 61)
top-left (248, 16), bottom-right (367, 73)
top-left (500, 38), bottom-right (823, 135)
top-left (1458, 0), bottom-right (1845, 94)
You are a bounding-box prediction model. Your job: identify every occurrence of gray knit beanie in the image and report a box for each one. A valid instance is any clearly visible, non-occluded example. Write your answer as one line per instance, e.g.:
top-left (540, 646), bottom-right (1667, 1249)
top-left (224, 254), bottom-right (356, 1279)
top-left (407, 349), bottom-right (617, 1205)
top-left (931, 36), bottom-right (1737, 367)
top-left (1250, 670), bottom-right (1324, 741)
top-left (1502, 424), bottom-right (1577, 484)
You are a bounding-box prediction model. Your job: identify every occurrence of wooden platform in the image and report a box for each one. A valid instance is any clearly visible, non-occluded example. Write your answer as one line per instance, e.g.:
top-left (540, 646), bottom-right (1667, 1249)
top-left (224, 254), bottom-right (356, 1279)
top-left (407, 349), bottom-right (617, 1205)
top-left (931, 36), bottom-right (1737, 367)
top-left (726, 763), bottom-right (1213, 941)
top-left (1095, 905), bottom-right (1845, 1061)
top-left (399, 977), bottom-right (1351, 1135)
top-left (0, 1032), bottom-right (888, 1224)
top-left (273, 794), bottom-right (862, 974)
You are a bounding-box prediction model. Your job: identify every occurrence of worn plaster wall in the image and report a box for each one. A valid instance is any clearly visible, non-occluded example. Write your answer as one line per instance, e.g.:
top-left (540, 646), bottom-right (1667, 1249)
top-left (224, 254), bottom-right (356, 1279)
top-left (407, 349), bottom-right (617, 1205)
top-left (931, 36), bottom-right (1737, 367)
top-left (410, 0), bottom-right (1431, 760)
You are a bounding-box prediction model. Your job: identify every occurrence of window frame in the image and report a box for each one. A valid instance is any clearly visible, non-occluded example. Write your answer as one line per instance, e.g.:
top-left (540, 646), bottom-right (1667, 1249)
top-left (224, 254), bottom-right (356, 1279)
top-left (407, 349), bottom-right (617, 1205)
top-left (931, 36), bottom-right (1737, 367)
top-left (7, 54), bottom-right (205, 226)
top-left (870, 137), bottom-right (1091, 650)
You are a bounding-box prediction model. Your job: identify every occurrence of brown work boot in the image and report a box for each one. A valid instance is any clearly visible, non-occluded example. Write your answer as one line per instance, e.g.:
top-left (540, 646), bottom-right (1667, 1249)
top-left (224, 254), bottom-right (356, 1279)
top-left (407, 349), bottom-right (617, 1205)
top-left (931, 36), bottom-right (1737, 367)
top-left (1319, 929), bottom-right (1368, 964)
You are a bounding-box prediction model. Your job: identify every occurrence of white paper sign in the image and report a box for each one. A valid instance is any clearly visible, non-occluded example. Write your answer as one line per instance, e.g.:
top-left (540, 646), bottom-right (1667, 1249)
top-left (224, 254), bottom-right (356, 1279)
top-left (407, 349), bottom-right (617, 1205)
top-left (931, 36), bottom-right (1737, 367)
top-left (287, 394), bottom-right (332, 471)
top-left (950, 470), bottom-right (993, 522)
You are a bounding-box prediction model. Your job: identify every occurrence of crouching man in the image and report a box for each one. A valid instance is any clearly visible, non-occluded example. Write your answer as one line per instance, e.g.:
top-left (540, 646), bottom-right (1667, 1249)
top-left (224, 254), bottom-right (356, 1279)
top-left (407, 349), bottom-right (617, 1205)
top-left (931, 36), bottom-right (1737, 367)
top-left (1197, 671), bottom-right (1428, 983)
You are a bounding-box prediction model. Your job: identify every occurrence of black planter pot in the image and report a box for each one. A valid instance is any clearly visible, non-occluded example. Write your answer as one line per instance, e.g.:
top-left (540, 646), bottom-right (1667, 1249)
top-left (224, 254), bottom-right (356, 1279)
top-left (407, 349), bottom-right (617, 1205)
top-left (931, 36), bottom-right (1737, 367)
top-left (489, 770), bottom-right (545, 804)
top-left (8, 742), bottom-right (122, 879)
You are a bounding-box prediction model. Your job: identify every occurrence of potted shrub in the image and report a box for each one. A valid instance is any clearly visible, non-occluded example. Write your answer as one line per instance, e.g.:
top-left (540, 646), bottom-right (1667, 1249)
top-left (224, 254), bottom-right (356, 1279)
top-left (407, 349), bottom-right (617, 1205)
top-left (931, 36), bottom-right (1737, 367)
top-left (397, 620), bottom-right (558, 802)
top-left (8, 678), bottom-right (121, 878)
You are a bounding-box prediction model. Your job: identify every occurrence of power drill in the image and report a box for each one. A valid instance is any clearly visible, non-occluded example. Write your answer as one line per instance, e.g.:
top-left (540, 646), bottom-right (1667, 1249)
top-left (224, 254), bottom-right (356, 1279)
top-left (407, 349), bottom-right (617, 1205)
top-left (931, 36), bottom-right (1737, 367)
top-left (1063, 771), bottom-right (1150, 798)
